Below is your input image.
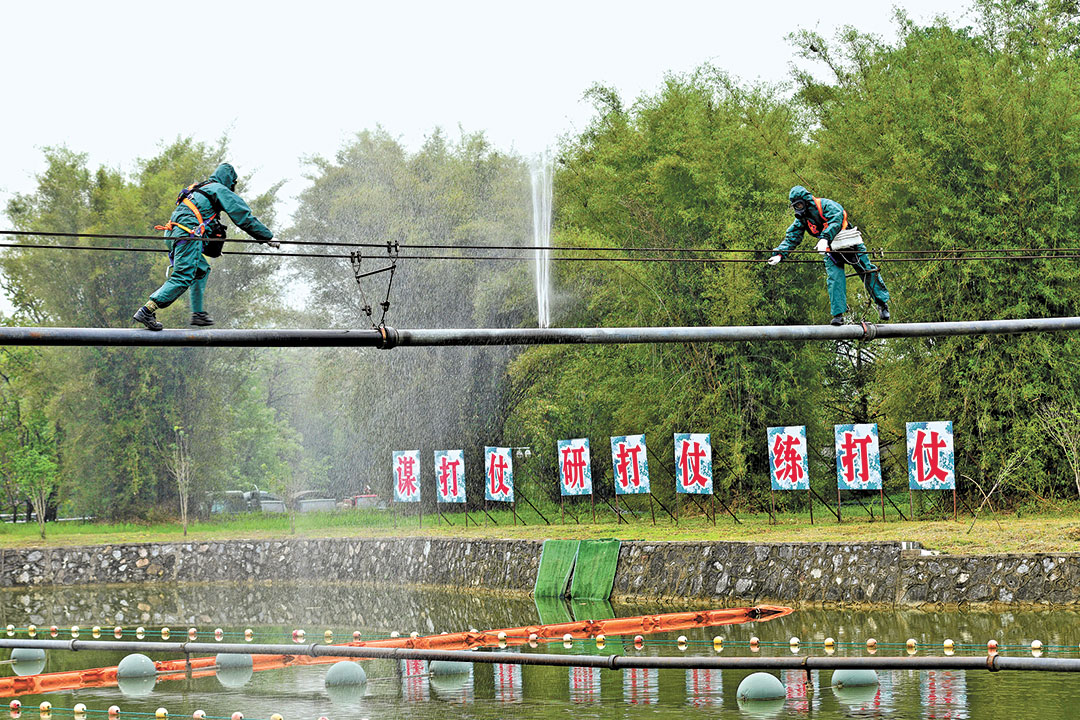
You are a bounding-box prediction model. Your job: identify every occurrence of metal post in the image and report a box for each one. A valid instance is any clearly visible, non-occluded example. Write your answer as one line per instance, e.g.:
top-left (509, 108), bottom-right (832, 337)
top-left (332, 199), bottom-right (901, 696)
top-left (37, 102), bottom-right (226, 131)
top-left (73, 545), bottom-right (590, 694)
top-left (837, 486), bottom-right (842, 524)
top-left (880, 487), bottom-right (886, 522)
top-left (808, 487), bottom-right (813, 525)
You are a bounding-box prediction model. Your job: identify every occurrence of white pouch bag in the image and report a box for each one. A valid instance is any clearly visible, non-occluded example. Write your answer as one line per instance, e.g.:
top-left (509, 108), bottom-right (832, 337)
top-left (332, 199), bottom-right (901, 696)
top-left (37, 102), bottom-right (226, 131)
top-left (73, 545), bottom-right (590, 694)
top-left (830, 227), bottom-right (863, 250)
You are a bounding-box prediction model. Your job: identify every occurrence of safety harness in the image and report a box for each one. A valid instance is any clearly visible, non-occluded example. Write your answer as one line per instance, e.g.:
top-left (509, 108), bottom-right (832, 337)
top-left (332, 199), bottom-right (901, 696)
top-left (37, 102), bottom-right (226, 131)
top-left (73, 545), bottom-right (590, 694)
top-left (154, 181), bottom-right (222, 267)
top-left (805, 196), bottom-right (848, 237)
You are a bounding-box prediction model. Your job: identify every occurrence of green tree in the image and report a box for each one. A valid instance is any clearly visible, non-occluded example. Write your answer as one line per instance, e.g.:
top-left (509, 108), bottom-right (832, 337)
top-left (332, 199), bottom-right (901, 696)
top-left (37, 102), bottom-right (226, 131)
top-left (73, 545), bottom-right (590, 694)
top-left (3, 140), bottom-right (294, 519)
top-left (791, 0), bottom-right (1080, 497)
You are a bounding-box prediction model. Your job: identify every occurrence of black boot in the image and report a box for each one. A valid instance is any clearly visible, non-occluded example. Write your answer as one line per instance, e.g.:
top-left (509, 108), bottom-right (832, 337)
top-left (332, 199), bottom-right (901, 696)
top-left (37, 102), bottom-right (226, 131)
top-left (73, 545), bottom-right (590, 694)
top-left (133, 306), bottom-right (163, 331)
top-left (190, 312), bottom-right (215, 327)
top-left (830, 314), bottom-right (844, 326)
top-left (878, 304), bottom-right (891, 321)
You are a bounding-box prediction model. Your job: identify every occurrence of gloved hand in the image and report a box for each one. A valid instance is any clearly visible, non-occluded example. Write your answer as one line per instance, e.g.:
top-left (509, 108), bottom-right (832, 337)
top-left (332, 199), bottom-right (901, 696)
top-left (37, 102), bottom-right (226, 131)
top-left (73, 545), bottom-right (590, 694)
top-left (767, 255), bottom-right (782, 265)
top-left (265, 240), bottom-right (281, 249)
top-left (815, 238), bottom-right (829, 254)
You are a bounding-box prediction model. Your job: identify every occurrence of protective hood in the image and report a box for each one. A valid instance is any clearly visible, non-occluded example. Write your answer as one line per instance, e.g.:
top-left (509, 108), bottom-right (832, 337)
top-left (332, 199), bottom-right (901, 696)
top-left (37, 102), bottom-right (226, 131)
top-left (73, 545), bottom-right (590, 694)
top-left (789, 185), bottom-right (821, 224)
top-left (209, 163), bottom-right (238, 191)
top-left (788, 185), bottom-right (814, 206)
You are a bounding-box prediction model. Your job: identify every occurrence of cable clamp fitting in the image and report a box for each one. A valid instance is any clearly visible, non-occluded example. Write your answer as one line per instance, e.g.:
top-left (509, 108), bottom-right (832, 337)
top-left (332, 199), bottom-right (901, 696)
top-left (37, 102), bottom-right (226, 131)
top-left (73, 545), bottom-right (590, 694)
top-left (860, 322), bottom-right (878, 341)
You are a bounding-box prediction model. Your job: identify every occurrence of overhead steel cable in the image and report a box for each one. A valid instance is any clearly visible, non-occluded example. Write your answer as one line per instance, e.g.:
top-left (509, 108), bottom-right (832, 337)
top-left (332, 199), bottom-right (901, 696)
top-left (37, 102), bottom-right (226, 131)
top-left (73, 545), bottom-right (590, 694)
top-left (3, 229), bottom-right (1080, 258)
top-left (0, 240), bottom-right (1079, 265)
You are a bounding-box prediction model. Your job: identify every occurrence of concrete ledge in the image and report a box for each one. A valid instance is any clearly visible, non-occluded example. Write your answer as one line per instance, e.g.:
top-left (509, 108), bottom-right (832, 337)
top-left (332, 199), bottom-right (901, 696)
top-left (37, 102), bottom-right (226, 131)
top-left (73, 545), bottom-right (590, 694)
top-left (3, 538), bottom-right (1080, 608)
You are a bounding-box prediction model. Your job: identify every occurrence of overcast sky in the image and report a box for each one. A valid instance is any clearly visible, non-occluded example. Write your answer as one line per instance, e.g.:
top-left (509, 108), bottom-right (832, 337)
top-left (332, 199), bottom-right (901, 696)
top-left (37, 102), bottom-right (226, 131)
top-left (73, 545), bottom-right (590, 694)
top-left (1, 0), bottom-right (969, 225)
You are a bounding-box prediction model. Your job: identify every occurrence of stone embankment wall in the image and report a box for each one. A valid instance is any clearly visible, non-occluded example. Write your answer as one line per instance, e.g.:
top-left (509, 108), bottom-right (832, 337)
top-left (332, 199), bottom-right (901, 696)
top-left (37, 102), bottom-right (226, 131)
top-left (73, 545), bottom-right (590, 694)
top-left (2, 538), bottom-right (1078, 607)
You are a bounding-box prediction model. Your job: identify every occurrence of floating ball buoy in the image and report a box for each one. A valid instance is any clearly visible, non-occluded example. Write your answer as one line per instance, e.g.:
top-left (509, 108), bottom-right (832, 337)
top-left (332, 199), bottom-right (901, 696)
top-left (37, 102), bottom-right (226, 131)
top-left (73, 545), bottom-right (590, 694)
top-left (118, 655), bottom-right (158, 696)
top-left (136, 627), bottom-right (146, 640)
top-left (160, 628), bottom-right (170, 640)
top-left (11, 647), bottom-right (46, 676)
top-left (73, 704), bottom-right (87, 715)
top-left (736, 672), bottom-right (785, 701)
top-left (410, 630), bottom-right (419, 639)
top-left (269, 715), bottom-right (283, 720)
top-left (712, 636), bottom-right (723, 652)
top-left (70, 626), bottom-right (80, 638)
top-left (326, 660), bottom-right (368, 686)
top-left (38, 702), bottom-right (50, 713)
top-left (4, 625), bottom-right (13, 637)
top-left (633, 635), bottom-right (644, 649)
top-left (390, 631), bottom-right (400, 638)
top-left (230, 713), bottom-right (243, 720)
top-left (906, 638), bottom-right (918, 655)
top-left (324, 630), bottom-right (333, 643)
top-left (1032, 640), bottom-right (1044, 657)
top-left (291, 629), bottom-right (305, 643)
top-left (789, 636), bottom-right (801, 654)
top-left (192, 712), bottom-right (205, 720)
top-left (562, 633), bottom-right (573, 649)
top-left (214, 628), bottom-right (224, 642)
top-left (49, 626), bottom-right (58, 638)
top-left (677, 635), bottom-right (688, 650)
top-left (497, 631), bottom-right (507, 648)
top-left (154, 709), bottom-right (167, 719)
top-left (118, 653), bottom-right (157, 683)
top-left (988, 639), bottom-right (999, 654)
top-left (92, 626), bottom-right (102, 638)
top-left (943, 639), bottom-right (955, 656)
top-left (866, 637), bottom-right (877, 650)
top-left (594, 634), bottom-right (605, 649)
top-left (749, 636), bottom-right (760, 652)
top-left (188, 628), bottom-right (197, 641)
top-left (108, 707), bottom-right (120, 716)
top-left (26, 625), bottom-right (36, 638)
top-left (528, 632), bottom-right (538, 644)
top-left (9, 700), bottom-right (19, 711)
top-left (114, 626), bottom-right (124, 639)
top-left (430, 660), bottom-right (470, 676)
top-left (215, 654), bottom-right (254, 688)
top-left (833, 668), bottom-right (879, 687)
top-left (243, 629), bottom-right (253, 642)
top-left (353, 631), bottom-right (361, 642)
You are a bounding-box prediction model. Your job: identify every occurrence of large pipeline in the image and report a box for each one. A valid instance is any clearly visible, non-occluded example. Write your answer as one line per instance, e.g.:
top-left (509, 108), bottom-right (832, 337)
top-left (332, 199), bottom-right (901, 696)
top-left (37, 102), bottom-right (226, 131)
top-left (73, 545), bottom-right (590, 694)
top-left (0, 638), bottom-right (1075, 673)
top-left (2, 316), bottom-right (1080, 348)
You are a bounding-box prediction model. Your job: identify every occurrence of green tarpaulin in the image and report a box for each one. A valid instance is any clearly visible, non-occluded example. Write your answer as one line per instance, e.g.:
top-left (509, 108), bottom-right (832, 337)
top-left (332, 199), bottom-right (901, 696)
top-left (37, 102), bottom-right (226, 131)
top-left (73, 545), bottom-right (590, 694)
top-left (534, 539), bottom-right (580, 598)
top-left (569, 539), bottom-right (622, 601)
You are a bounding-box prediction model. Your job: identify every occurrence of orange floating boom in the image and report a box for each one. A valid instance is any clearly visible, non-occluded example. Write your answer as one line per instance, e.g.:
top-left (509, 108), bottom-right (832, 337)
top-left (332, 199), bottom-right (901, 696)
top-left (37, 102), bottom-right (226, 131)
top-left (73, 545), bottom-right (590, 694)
top-left (0, 604), bottom-right (791, 697)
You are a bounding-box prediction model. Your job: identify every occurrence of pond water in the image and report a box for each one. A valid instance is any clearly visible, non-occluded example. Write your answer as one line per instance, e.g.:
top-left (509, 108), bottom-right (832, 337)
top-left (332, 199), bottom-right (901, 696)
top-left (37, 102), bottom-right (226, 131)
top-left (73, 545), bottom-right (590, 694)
top-left (1, 582), bottom-right (1078, 719)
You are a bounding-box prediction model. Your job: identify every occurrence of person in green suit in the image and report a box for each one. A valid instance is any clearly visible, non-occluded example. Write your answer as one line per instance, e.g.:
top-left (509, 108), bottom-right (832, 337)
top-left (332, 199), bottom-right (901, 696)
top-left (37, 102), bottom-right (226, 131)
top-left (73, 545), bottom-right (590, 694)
top-left (133, 163), bottom-right (278, 330)
top-left (768, 185), bottom-right (890, 326)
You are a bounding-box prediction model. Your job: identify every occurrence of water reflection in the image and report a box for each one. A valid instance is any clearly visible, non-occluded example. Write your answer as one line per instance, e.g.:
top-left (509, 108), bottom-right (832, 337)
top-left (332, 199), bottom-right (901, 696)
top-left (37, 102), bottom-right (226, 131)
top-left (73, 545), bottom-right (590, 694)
top-left (2, 583), bottom-right (1080, 719)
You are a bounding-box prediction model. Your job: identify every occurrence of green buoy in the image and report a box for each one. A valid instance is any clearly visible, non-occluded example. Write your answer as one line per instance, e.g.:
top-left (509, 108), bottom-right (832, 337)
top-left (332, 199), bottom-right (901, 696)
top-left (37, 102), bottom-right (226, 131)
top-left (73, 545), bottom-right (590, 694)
top-left (736, 672), bottom-right (786, 701)
top-left (215, 653), bottom-right (254, 688)
top-left (10, 648), bottom-right (45, 676)
top-left (832, 668), bottom-right (879, 688)
top-left (325, 660), bottom-right (367, 686)
top-left (429, 660), bottom-right (471, 676)
top-left (117, 653), bottom-right (157, 696)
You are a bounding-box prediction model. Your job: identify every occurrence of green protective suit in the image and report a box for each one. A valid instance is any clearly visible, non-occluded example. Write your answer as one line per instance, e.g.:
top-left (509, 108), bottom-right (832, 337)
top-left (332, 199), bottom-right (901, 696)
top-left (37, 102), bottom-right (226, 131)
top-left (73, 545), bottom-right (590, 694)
top-left (773, 185), bottom-right (889, 317)
top-left (149, 163), bottom-right (273, 312)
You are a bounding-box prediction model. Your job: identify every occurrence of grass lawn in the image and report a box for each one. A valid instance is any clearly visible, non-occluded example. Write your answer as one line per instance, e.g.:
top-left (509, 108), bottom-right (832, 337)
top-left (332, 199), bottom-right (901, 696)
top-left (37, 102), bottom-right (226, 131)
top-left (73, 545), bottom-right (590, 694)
top-left (0, 501), bottom-right (1076, 555)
